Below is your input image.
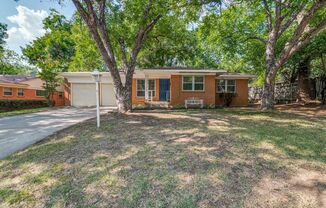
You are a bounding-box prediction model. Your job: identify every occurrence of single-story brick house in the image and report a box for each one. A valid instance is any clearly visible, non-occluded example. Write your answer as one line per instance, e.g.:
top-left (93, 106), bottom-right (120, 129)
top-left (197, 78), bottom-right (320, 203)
top-left (0, 75), bottom-right (65, 106)
top-left (62, 68), bottom-right (255, 107)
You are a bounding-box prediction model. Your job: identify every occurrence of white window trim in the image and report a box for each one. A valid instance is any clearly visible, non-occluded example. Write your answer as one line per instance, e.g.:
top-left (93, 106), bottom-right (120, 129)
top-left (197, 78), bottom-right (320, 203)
top-left (217, 80), bottom-right (237, 93)
top-left (136, 79), bottom-right (155, 97)
top-left (3, 87), bottom-right (13, 96)
top-left (35, 90), bottom-right (45, 97)
top-left (182, 75), bottom-right (205, 92)
top-left (17, 88), bottom-right (24, 97)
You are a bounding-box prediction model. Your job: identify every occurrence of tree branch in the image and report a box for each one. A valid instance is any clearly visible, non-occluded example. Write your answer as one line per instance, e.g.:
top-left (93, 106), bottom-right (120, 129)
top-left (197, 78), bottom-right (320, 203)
top-left (276, 17), bottom-right (326, 69)
top-left (244, 36), bottom-right (267, 44)
top-left (143, 0), bottom-right (153, 19)
top-left (278, 3), bottom-right (305, 37)
top-left (118, 37), bottom-right (129, 70)
top-left (274, 0), bottom-right (282, 31)
top-left (262, 0), bottom-right (273, 32)
top-left (72, 0), bottom-right (122, 87)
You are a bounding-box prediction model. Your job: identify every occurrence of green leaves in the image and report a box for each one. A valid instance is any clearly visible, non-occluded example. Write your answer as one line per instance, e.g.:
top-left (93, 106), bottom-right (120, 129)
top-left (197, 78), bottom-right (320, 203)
top-left (22, 9), bottom-right (75, 72)
top-left (0, 23), bottom-right (7, 54)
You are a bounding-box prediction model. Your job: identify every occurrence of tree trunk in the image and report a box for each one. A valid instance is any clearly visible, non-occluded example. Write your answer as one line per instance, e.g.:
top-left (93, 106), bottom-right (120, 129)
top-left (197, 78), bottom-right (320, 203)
top-left (261, 69), bottom-right (276, 110)
top-left (116, 90), bottom-right (132, 113)
top-left (114, 84), bottom-right (132, 113)
top-left (261, 34), bottom-right (277, 110)
top-left (297, 57), bottom-right (312, 102)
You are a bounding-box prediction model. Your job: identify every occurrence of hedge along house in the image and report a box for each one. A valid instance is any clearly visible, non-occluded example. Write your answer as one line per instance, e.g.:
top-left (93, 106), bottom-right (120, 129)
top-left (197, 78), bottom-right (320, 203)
top-left (0, 75), bottom-right (65, 106)
top-left (62, 68), bottom-right (255, 108)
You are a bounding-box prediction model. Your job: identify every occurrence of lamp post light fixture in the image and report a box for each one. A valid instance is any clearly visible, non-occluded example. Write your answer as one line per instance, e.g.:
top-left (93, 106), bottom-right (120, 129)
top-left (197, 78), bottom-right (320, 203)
top-left (91, 71), bottom-right (102, 128)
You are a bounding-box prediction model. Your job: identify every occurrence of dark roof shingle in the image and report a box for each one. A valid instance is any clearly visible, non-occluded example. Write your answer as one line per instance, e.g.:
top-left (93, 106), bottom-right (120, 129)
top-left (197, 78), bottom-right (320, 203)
top-left (0, 75), bottom-right (36, 84)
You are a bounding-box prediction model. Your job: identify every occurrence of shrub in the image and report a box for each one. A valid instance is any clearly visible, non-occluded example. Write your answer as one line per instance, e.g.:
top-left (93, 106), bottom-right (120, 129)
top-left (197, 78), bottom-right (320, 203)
top-left (219, 93), bottom-right (236, 107)
top-left (0, 100), bottom-right (49, 111)
top-left (204, 104), bottom-right (216, 109)
top-left (171, 104), bottom-right (186, 109)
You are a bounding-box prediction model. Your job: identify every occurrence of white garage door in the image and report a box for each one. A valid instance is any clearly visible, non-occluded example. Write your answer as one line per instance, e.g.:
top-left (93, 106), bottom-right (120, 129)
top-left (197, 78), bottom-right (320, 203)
top-left (101, 83), bottom-right (116, 106)
top-left (72, 83), bottom-right (96, 107)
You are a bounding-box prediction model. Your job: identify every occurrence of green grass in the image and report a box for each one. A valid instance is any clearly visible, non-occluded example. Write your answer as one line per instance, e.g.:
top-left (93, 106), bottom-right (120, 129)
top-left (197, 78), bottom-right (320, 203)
top-left (0, 109), bottom-right (325, 208)
top-left (0, 108), bottom-right (48, 118)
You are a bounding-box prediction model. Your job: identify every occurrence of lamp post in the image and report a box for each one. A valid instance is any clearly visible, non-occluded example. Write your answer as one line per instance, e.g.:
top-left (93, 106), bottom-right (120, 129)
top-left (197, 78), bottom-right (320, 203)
top-left (91, 71), bottom-right (102, 128)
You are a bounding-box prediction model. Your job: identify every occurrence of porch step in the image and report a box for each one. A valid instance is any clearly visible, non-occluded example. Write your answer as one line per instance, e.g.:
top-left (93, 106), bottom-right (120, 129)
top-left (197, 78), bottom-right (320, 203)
top-left (145, 101), bottom-right (170, 109)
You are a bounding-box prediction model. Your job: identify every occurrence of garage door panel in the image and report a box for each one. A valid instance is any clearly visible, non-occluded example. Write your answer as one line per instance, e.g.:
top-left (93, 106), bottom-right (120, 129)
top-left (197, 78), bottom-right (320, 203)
top-left (72, 83), bottom-right (96, 107)
top-left (101, 84), bottom-right (116, 106)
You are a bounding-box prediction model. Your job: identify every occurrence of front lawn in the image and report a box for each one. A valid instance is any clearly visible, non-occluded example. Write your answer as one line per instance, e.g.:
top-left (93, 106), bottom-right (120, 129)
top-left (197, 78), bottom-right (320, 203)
top-left (0, 109), bottom-right (325, 207)
top-left (0, 108), bottom-right (48, 118)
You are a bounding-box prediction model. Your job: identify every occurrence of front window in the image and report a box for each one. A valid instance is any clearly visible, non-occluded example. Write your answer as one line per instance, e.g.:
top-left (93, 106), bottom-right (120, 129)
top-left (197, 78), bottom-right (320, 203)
top-left (36, 90), bottom-right (46, 97)
top-left (148, 80), bottom-right (155, 97)
top-left (136, 79), bottom-right (155, 97)
top-left (3, 88), bottom-right (12, 96)
top-left (17, 88), bottom-right (24, 96)
top-left (182, 76), bottom-right (204, 91)
top-left (218, 80), bottom-right (236, 93)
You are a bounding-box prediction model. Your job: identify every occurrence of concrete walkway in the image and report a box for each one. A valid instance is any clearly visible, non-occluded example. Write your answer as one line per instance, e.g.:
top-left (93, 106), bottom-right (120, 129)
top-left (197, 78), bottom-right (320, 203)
top-left (0, 107), bottom-right (115, 159)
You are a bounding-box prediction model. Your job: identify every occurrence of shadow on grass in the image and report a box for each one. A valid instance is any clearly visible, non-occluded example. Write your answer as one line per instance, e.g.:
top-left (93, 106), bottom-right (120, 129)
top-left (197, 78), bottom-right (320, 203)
top-left (0, 110), bottom-right (325, 207)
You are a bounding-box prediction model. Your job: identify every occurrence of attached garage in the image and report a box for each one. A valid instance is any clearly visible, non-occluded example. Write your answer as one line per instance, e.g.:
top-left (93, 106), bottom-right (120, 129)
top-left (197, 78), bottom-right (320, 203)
top-left (62, 72), bottom-right (118, 107)
top-left (101, 83), bottom-right (116, 106)
top-left (71, 83), bottom-right (96, 107)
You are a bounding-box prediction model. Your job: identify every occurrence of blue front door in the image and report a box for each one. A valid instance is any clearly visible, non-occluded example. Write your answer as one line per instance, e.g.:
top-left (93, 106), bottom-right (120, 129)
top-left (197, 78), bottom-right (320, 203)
top-left (159, 79), bottom-right (170, 101)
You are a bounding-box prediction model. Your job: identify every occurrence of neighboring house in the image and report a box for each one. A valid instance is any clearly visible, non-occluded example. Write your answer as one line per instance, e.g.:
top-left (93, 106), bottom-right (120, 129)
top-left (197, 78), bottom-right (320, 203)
top-left (0, 75), bottom-right (65, 106)
top-left (62, 68), bottom-right (255, 108)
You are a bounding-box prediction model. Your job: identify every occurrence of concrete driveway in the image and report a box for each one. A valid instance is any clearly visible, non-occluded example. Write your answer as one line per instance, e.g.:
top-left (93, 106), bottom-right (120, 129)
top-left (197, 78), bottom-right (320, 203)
top-left (0, 107), bottom-right (114, 159)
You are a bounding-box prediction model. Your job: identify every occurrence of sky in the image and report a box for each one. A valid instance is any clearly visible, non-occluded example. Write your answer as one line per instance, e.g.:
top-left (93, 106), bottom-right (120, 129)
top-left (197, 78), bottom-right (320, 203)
top-left (0, 0), bottom-right (76, 54)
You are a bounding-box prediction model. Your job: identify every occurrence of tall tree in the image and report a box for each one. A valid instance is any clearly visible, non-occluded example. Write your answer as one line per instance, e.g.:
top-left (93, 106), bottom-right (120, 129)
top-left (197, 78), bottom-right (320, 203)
top-left (202, 0), bottom-right (326, 108)
top-left (68, 15), bottom-right (105, 72)
top-left (67, 0), bottom-right (173, 112)
top-left (22, 9), bottom-right (75, 72)
top-left (23, 10), bottom-right (74, 104)
top-left (259, 0), bottom-right (326, 109)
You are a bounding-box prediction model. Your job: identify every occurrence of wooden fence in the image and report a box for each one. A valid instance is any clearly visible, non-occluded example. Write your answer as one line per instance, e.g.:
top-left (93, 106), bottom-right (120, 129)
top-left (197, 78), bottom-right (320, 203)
top-left (249, 83), bottom-right (298, 103)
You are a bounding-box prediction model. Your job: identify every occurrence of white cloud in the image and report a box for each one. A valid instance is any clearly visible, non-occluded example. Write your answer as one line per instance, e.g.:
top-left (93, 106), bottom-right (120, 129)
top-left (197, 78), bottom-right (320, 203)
top-left (6, 5), bottom-right (48, 54)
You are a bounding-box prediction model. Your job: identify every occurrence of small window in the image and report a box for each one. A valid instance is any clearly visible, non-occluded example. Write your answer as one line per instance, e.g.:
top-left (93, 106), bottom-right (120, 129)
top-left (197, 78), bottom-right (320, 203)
top-left (36, 90), bottom-right (45, 97)
top-left (17, 88), bottom-right (24, 96)
top-left (218, 80), bottom-right (236, 93)
top-left (183, 76), bottom-right (193, 91)
top-left (182, 76), bottom-right (204, 91)
top-left (3, 88), bottom-right (12, 96)
top-left (136, 79), bottom-right (155, 97)
top-left (58, 91), bottom-right (64, 98)
top-left (136, 80), bottom-right (145, 97)
top-left (148, 80), bottom-right (155, 97)
top-left (194, 76), bottom-right (204, 91)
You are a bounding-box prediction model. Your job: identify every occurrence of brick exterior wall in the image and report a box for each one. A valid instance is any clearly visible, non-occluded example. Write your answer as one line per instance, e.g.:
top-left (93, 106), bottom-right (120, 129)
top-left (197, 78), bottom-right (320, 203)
top-left (64, 75), bottom-right (250, 107)
top-left (170, 75), bottom-right (216, 106)
top-left (0, 86), bottom-right (65, 106)
top-left (215, 79), bottom-right (249, 106)
top-left (64, 79), bottom-right (71, 106)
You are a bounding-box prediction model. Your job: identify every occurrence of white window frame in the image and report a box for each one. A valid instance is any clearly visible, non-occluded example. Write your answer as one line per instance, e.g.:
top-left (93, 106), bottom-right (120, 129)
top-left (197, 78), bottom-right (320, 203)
top-left (136, 79), bottom-right (155, 97)
top-left (36, 90), bottom-right (45, 97)
top-left (182, 75), bottom-right (205, 91)
top-left (17, 88), bottom-right (24, 96)
top-left (3, 87), bottom-right (13, 96)
top-left (217, 79), bottom-right (236, 93)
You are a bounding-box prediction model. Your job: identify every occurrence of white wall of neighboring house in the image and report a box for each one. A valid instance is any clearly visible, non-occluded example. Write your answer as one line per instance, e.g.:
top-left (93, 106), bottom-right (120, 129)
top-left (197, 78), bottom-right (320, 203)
top-left (21, 78), bottom-right (64, 92)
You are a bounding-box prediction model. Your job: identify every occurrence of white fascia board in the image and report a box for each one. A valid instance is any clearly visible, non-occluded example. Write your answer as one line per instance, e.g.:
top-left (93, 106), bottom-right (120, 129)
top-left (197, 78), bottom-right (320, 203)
top-left (216, 74), bottom-right (256, 79)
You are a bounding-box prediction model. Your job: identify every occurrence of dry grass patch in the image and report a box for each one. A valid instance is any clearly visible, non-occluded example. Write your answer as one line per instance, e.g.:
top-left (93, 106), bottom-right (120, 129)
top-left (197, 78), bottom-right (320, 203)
top-left (0, 109), bottom-right (325, 207)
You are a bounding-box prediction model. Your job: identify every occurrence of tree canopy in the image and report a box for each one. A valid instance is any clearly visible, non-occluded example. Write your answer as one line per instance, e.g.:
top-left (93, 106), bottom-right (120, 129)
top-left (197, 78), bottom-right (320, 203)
top-left (15, 0), bottom-right (326, 110)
